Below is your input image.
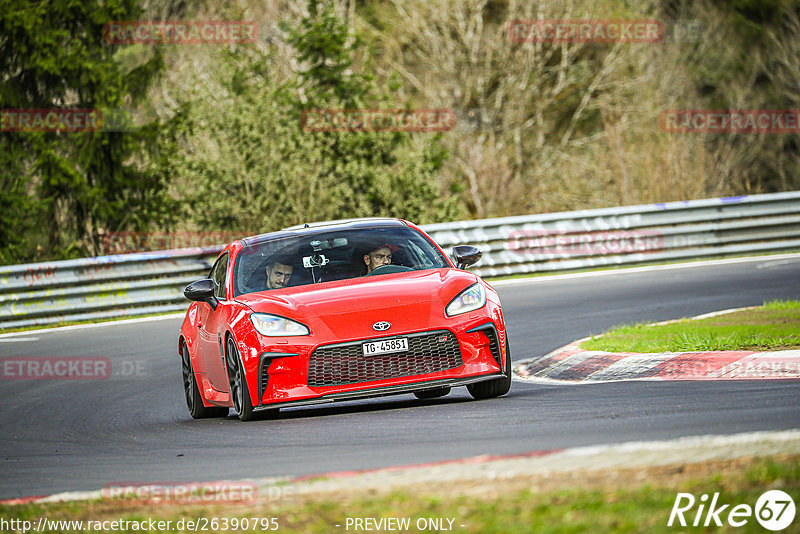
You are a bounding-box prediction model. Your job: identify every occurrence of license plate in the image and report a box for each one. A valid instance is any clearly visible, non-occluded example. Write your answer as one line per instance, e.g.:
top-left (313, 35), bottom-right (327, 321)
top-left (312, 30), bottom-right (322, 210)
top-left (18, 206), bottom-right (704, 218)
top-left (362, 337), bottom-right (408, 356)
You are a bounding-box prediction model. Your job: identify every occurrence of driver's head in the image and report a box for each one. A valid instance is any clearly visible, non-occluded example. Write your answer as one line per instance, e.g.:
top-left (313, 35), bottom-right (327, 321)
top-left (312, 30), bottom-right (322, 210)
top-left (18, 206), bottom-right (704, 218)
top-left (265, 257), bottom-right (293, 289)
top-left (363, 244), bottom-right (396, 274)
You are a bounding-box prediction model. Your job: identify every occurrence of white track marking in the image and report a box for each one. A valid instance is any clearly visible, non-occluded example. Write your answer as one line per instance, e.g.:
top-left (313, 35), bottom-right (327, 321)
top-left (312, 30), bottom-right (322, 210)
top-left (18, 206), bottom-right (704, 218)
top-left (490, 252), bottom-right (800, 286)
top-left (587, 353), bottom-right (675, 381)
top-left (0, 313), bottom-right (184, 338)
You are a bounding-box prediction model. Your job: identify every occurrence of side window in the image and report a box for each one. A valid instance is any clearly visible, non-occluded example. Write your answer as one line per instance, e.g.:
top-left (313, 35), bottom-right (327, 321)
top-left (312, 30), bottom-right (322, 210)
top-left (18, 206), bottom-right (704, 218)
top-left (210, 253), bottom-right (229, 300)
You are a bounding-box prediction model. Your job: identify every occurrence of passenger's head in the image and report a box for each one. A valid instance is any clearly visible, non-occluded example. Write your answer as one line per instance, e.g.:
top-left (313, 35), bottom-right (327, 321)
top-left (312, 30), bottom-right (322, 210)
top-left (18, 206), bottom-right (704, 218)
top-left (265, 257), bottom-right (293, 289)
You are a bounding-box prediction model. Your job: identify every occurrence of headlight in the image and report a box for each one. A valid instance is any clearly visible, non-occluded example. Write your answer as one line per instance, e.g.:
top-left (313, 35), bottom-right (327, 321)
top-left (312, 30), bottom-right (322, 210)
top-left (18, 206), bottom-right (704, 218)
top-left (250, 313), bottom-right (310, 336)
top-left (445, 283), bottom-right (486, 317)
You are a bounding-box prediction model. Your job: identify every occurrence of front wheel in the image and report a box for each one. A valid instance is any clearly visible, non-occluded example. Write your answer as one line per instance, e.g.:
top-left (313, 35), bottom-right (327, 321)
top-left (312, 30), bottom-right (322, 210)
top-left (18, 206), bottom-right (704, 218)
top-left (226, 337), bottom-right (256, 421)
top-left (181, 343), bottom-right (229, 419)
top-left (467, 338), bottom-right (512, 400)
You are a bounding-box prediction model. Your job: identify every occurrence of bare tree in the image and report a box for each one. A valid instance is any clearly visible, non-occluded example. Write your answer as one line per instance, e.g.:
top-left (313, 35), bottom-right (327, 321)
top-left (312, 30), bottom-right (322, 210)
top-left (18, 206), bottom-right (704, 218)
top-left (371, 0), bottom-right (769, 216)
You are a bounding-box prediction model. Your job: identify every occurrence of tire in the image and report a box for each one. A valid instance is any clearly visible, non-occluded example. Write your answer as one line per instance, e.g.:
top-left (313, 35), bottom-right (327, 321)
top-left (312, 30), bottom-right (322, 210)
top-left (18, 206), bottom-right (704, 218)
top-left (181, 343), bottom-right (229, 419)
top-left (226, 336), bottom-right (257, 422)
top-left (413, 387), bottom-right (451, 400)
top-left (467, 337), bottom-right (512, 400)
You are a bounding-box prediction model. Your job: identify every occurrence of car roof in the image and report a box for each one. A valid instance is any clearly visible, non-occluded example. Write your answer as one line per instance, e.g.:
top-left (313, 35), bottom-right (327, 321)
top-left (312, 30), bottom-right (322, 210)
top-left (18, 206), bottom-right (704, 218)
top-left (240, 218), bottom-right (409, 247)
top-left (282, 217), bottom-right (404, 231)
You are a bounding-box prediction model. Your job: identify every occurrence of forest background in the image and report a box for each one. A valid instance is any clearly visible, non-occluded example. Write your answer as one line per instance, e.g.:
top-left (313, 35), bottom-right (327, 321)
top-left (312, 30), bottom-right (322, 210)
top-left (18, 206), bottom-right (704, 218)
top-left (1, 0), bottom-right (797, 264)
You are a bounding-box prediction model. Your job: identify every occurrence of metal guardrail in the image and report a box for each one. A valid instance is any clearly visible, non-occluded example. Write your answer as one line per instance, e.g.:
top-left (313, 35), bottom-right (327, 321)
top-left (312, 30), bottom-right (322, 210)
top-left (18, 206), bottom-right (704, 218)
top-left (425, 190), bottom-right (800, 277)
top-left (1, 191), bottom-right (799, 330)
top-left (0, 248), bottom-right (221, 330)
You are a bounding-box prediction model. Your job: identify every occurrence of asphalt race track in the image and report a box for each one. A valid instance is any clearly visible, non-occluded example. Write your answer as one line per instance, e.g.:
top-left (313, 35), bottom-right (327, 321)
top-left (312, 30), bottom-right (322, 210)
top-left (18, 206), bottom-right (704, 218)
top-left (1, 255), bottom-right (799, 499)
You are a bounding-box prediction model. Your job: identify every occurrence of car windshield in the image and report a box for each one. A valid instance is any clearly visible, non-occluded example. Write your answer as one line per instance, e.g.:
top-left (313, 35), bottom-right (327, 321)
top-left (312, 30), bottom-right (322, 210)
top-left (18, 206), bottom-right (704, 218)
top-left (233, 226), bottom-right (449, 296)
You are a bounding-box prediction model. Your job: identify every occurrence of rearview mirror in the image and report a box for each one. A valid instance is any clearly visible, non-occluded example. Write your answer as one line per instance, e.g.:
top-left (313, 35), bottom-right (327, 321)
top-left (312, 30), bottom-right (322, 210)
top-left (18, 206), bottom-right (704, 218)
top-left (184, 279), bottom-right (218, 310)
top-left (452, 245), bottom-right (482, 269)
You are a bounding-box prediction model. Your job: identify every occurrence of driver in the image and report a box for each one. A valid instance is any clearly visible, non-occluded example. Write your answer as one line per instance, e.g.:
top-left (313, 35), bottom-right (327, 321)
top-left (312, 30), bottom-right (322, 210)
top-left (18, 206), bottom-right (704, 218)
top-left (265, 256), bottom-right (293, 289)
top-left (363, 243), bottom-right (398, 274)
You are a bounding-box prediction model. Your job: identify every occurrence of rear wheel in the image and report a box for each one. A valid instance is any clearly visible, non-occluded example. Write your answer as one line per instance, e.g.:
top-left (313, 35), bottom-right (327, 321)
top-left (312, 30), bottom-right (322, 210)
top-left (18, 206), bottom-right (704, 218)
top-left (467, 338), bottom-right (512, 400)
top-left (181, 343), bottom-right (229, 419)
top-left (226, 337), bottom-right (257, 421)
top-left (413, 387), bottom-right (451, 400)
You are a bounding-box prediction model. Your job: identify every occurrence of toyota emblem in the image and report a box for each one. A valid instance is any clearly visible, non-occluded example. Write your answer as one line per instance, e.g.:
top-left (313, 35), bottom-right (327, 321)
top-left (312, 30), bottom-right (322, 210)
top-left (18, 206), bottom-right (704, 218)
top-left (372, 321), bottom-right (391, 331)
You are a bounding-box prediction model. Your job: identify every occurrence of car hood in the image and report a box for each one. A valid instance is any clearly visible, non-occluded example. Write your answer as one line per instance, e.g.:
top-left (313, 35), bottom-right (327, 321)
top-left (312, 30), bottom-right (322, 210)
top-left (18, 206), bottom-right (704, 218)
top-left (234, 269), bottom-right (479, 339)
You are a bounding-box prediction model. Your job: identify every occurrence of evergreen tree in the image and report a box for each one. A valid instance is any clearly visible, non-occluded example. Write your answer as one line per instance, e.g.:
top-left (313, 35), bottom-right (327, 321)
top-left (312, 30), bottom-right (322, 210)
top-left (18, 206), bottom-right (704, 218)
top-left (0, 0), bottom-right (174, 262)
top-left (175, 0), bottom-right (461, 234)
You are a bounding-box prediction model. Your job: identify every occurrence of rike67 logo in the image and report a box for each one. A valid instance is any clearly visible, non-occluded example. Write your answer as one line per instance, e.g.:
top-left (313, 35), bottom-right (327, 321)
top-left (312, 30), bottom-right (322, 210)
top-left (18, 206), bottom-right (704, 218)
top-left (668, 490), bottom-right (796, 531)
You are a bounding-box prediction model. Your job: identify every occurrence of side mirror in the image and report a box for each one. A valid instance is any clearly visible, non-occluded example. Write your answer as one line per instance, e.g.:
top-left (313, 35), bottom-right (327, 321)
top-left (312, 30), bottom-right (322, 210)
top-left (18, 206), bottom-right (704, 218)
top-left (184, 279), bottom-right (218, 310)
top-left (452, 245), bottom-right (482, 269)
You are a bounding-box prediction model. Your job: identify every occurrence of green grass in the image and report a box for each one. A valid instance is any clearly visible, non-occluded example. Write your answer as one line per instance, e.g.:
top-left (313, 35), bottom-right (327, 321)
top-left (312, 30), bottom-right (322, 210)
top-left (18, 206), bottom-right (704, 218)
top-left (1, 455), bottom-right (797, 533)
top-left (581, 300), bottom-right (800, 352)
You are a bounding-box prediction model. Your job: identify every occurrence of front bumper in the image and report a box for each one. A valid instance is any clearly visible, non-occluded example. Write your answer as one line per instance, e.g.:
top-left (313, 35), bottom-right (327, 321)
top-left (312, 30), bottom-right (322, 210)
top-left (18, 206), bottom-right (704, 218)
top-left (251, 374), bottom-right (503, 412)
top-left (245, 316), bottom-right (507, 409)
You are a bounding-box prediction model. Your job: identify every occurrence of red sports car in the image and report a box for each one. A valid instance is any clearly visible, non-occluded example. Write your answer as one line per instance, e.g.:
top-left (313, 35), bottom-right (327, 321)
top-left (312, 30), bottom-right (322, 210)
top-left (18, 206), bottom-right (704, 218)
top-left (179, 218), bottom-right (511, 421)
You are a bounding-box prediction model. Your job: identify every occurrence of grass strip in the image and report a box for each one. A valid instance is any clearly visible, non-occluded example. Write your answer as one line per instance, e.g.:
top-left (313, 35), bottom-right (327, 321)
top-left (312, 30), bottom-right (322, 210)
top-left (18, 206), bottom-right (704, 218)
top-left (581, 300), bottom-right (800, 353)
top-left (1, 455), bottom-right (797, 533)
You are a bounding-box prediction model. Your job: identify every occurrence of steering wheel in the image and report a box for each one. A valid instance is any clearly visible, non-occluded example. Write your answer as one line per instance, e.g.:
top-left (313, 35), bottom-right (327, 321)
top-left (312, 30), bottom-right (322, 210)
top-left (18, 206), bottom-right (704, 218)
top-left (365, 264), bottom-right (414, 276)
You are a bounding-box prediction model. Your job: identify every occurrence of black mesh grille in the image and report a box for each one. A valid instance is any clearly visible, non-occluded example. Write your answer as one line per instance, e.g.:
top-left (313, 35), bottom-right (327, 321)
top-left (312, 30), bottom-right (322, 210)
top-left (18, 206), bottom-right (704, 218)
top-left (483, 328), bottom-right (502, 367)
top-left (308, 330), bottom-right (462, 387)
top-left (260, 360), bottom-right (270, 397)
